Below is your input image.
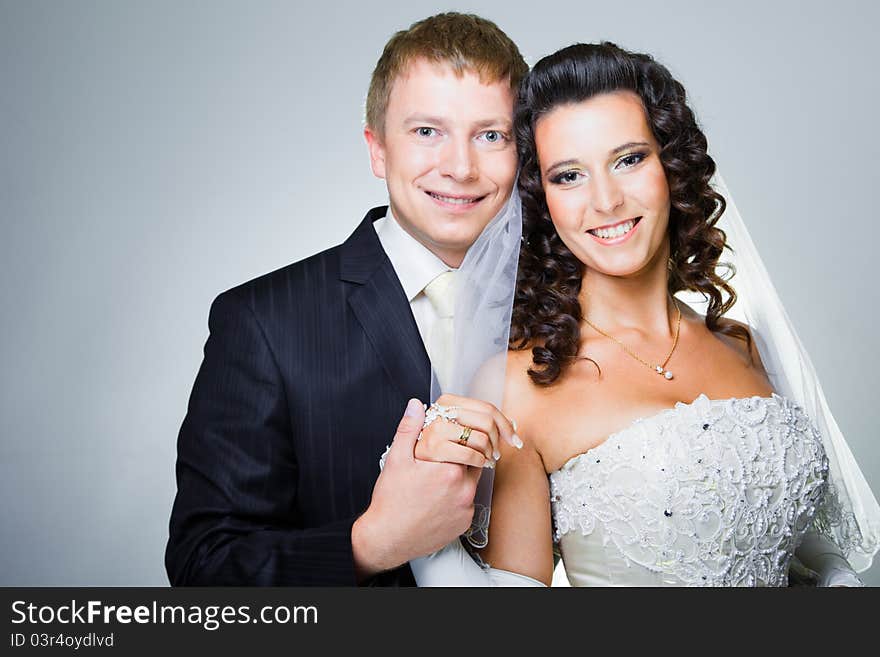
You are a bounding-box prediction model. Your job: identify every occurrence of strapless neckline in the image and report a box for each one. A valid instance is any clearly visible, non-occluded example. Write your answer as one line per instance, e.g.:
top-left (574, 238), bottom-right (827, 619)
top-left (547, 391), bottom-right (829, 586)
top-left (549, 392), bottom-right (783, 476)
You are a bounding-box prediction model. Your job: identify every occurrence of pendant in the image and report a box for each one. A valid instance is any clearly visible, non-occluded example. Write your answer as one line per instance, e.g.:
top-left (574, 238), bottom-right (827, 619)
top-left (655, 365), bottom-right (674, 380)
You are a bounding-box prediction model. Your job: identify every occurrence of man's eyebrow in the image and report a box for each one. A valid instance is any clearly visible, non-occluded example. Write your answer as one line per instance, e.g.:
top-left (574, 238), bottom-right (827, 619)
top-left (403, 115), bottom-right (447, 126)
top-left (472, 118), bottom-right (513, 130)
top-left (401, 116), bottom-right (513, 130)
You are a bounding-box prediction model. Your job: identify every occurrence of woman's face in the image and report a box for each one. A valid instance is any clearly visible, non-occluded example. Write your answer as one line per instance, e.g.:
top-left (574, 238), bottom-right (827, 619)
top-left (535, 91), bottom-right (671, 278)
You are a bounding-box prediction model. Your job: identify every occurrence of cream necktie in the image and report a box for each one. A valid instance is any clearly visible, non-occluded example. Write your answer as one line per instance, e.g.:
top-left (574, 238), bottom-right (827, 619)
top-left (422, 271), bottom-right (456, 392)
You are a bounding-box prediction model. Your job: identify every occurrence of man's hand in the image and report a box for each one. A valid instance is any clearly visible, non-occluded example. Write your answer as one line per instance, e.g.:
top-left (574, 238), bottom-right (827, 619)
top-left (351, 399), bottom-right (483, 580)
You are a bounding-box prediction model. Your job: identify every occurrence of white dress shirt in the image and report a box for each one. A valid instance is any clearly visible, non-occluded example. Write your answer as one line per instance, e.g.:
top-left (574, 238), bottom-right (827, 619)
top-left (373, 208), bottom-right (454, 350)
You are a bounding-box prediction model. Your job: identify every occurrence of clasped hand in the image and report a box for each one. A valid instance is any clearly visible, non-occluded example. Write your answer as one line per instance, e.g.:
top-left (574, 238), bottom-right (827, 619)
top-left (415, 393), bottom-right (519, 468)
top-left (352, 395), bottom-right (519, 576)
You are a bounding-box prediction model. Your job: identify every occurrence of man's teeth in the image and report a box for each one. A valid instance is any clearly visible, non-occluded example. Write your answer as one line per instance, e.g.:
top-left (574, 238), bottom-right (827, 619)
top-left (591, 219), bottom-right (636, 239)
top-left (429, 192), bottom-right (480, 205)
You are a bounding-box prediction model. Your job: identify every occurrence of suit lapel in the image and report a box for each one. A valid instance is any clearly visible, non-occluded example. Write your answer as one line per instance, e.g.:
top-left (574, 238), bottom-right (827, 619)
top-left (341, 208), bottom-right (431, 401)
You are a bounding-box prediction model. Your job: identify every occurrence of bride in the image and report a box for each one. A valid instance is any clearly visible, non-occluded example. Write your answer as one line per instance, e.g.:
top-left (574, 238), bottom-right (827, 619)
top-left (407, 42), bottom-right (879, 586)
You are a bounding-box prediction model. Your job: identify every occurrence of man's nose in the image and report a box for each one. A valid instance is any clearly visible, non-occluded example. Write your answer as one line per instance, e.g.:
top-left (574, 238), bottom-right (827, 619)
top-left (438, 138), bottom-right (478, 182)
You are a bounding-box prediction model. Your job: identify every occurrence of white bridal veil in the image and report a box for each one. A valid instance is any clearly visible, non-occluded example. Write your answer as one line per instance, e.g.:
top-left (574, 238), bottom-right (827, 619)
top-left (430, 189), bottom-right (522, 548)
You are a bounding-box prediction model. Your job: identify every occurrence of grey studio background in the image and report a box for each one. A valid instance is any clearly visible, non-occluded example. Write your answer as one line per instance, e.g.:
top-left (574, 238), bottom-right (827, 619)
top-left (2, 0), bottom-right (878, 586)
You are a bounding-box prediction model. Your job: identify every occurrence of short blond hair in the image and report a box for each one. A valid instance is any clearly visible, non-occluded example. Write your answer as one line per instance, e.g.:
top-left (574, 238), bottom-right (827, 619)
top-left (366, 13), bottom-right (527, 136)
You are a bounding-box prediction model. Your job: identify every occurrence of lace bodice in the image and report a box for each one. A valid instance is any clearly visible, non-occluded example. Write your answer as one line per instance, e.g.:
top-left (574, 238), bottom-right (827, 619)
top-left (549, 394), bottom-right (830, 586)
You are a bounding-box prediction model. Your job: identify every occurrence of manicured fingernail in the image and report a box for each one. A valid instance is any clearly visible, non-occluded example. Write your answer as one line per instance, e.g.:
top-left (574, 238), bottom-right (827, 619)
top-left (493, 449), bottom-right (501, 461)
top-left (405, 399), bottom-right (422, 416)
top-left (512, 434), bottom-right (523, 449)
top-left (511, 418), bottom-right (518, 432)
top-left (483, 460), bottom-right (495, 469)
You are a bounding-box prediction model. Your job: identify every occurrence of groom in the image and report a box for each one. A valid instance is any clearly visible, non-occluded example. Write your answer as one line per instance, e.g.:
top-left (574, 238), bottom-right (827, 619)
top-left (165, 13), bottom-right (528, 585)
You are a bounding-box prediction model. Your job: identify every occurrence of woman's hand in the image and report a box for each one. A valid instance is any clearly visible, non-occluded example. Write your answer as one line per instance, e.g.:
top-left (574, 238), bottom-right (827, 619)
top-left (413, 393), bottom-right (520, 468)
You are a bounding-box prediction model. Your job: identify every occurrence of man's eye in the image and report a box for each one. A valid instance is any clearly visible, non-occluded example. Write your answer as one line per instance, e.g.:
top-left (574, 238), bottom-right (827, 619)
top-left (481, 130), bottom-right (506, 143)
top-left (416, 127), bottom-right (436, 137)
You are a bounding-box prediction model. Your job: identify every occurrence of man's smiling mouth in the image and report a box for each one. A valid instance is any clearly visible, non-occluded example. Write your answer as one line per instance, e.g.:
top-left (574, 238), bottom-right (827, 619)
top-left (426, 191), bottom-right (487, 205)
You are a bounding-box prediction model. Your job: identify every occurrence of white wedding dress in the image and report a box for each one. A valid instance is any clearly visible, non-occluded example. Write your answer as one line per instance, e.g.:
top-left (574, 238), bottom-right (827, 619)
top-left (409, 392), bottom-right (863, 587)
top-left (549, 393), bottom-right (841, 586)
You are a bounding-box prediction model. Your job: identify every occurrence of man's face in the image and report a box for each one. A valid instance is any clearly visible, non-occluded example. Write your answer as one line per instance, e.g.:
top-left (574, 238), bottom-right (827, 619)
top-left (365, 59), bottom-right (517, 267)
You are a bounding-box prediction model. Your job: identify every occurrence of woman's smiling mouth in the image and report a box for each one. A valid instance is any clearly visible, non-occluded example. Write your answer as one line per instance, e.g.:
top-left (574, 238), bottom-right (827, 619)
top-left (587, 216), bottom-right (641, 243)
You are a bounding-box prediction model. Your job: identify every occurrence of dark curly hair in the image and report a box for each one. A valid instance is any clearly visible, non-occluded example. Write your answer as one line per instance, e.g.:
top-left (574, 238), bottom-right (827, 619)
top-left (510, 42), bottom-right (749, 385)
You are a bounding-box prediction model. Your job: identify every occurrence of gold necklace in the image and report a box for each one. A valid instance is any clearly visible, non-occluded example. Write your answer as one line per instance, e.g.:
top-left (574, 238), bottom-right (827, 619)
top-left (583, 299), bottom-right (682, 381)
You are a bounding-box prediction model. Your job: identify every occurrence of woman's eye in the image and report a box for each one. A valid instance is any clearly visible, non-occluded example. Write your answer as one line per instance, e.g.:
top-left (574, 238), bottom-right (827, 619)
top-left (416, 127), bottom-right (437, 137)
top-left (616, 152), bottom-right (646, 169)
top-left (550, 170), bottom-right (582, 185)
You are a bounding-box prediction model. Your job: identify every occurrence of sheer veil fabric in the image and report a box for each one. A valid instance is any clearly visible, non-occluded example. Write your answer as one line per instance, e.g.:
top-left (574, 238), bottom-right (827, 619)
top-left (428, 189), bottom-right (522, 548)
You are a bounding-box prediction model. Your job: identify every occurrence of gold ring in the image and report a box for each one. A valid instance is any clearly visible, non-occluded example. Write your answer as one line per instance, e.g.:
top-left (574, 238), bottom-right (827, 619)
top-left (457, 426), bottom-right (472, 446)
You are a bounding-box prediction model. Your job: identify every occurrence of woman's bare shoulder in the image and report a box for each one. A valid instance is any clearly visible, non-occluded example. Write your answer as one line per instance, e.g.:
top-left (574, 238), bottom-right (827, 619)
top-left (678, 303), bottom-right (764, 370)
top-left (503, 348), bottom-right (538, 408)
top-left (714, 316), bottom-right (766, 372)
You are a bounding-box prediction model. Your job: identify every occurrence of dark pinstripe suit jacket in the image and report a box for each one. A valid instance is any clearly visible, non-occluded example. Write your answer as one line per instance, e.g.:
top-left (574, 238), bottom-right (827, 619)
top-left (166, 207), bottom-right (429, 586)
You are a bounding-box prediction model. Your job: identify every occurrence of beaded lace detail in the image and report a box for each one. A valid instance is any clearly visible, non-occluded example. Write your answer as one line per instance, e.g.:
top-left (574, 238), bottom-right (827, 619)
top-left (549, 394), bottom-right (830, 586)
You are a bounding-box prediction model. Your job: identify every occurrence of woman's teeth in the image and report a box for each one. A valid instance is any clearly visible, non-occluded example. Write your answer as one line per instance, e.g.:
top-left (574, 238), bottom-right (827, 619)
top-left (428, 192), bottom-right (481, 204)
top-left (589, 218), bottom-right (636, 239)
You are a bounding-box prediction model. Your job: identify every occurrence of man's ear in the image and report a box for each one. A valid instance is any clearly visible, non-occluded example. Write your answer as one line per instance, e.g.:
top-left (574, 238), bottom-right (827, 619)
top-left (364, 126), bottom-right (387, 179)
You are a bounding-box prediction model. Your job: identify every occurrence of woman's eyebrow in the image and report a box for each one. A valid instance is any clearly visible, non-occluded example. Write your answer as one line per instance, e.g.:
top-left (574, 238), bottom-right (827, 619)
top-left (610, 140), bottom-right (650, 155)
